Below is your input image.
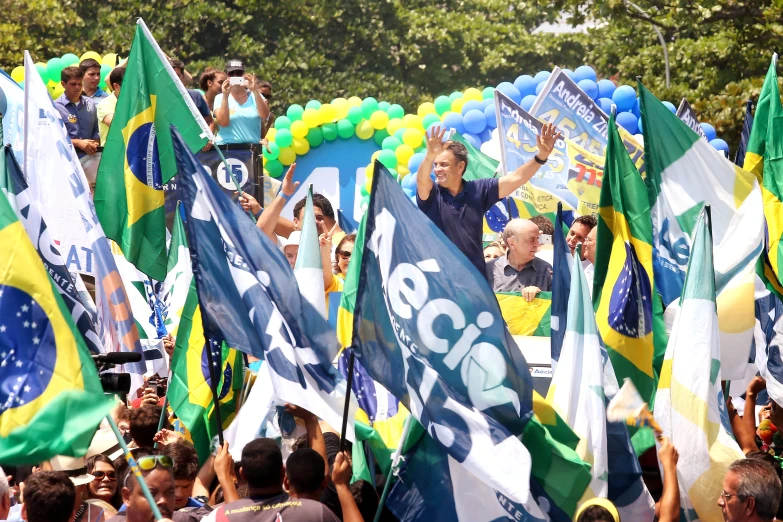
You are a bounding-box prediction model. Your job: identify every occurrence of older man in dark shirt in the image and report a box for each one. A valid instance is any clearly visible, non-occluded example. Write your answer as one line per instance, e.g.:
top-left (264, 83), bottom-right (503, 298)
top-left (54, 66), bottom-right (100, 159)
top-left (486, 218), bottom-right (552, 300)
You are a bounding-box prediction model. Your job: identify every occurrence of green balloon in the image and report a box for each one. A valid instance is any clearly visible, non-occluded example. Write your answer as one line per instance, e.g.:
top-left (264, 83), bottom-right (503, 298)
top-left (360, 184), bottom-right (369, 198)
top-left (337, 119), bottom-right (355, 139)
top-left (61, 53), bottom-right (79, 66)
top-left (422, 113), bottom-right (441, 128)
top-left (46, 57), bottom-right (65, 83)
top-left (373, 129), bottom-right (389, 147)
top-left (482, 87), bottom-right (495, 99)
top-left (35, 64), bottom-right (49, 85)
top-left (382, 136), bottom-right (402, 151)
top-left (378, 101), bottom-right (390, 112)
top-left (263, 141), bottom-right (281, 160)
top-left (449, 91), bottom-right (463, 102)
top-left (393, 128), bottom-right (406, 141)
top-left (322, 122), bottom-right (338, 141)
top-left (388, 168), bottom-right (398, 180)
top-left (305, 100), bottom-right (322, 110)
top-left (347, 106), bottom-right (364, 125)
top-left (99, 64), bottom-right (111, 88)
top-left (275, 116), bottom-right (292, 130)
top-left (306, 127), bottom-right (324, 147)
top-left (265, 159), bottom-right (284, 178)
top-left (361, 97), bottom-right (379, 119)
top-left (275, 128), bottom-right (293, 148)
top-left (378, 149), bottom-right (398, 169)
top-left (434, 96), bottom-right (451, 115)
top-left (286, 104), bottom-right (304, 121)
top-left (387, 104), bottom-right (405, 119)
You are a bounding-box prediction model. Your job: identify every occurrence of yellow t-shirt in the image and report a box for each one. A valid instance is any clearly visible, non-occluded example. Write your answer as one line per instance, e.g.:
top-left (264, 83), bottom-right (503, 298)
top-left (324, 274), bottom-right (345, 314)
top-left (97, 93), bottom-right (118, 146)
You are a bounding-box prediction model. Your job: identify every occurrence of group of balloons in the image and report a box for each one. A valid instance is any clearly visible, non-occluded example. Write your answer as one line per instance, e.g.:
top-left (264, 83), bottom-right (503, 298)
top-left (10, 51), bottom-right (119, 99)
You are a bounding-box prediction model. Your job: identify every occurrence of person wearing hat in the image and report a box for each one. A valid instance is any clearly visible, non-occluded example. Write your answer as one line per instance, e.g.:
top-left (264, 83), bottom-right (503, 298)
top-left (280, 230), bottom-right (301, 270)
top-left (213, 60), bottom-right (270, 147)
top-left (50, 455), bottom-right (111, 522)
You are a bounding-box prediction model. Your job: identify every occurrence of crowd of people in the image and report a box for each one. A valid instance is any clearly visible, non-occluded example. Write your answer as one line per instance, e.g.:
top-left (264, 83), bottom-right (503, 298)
top-left (14, 55), bottom-right (783, 522)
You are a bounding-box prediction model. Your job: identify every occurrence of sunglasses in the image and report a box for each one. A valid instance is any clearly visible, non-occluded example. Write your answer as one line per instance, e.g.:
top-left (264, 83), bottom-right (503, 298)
top-left (337, 250), bottom-right (352, 259)
top-left (227, 70), bottom-right (244, 77)
top-left (137, 455), bottom-right (173, 471)
top-left (92, 470), bottom-right (117, 481)
top-left (263, 93), bottom-right (274, 100)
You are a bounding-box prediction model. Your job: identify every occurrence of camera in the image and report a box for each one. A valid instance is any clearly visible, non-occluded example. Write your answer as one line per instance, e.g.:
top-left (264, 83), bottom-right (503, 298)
top-left (229, 77), bottom-right (245, 86)
top-left (91, 352), bottom-right (142, 395)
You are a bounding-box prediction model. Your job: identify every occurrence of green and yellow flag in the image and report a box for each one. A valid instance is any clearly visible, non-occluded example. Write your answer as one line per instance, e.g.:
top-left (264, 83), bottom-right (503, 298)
top-left (496, 291), bottom-right (552, 337)
top-left (0, 190), bottom-right (113, 464)
top-left (95, 19), bottom-right (209, 281)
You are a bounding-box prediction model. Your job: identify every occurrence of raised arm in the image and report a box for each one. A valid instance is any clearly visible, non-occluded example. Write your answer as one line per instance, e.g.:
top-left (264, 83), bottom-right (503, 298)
top-left (497, 122), bottom-right (560, 199)
top-left (247, 75), bottom-right (270, 120)
top-left (214, 81), bottom-right (231, 128)
top-left (257, 164), bottom-right (299, 242)
top-left (656, 437), bottom-right (680, 522)
top-left (417, 126), bottom-right (446, 201)
top-left (332, 451), bottom-right (363, 522)
top-left (285, 404), bottom-right (328, 477)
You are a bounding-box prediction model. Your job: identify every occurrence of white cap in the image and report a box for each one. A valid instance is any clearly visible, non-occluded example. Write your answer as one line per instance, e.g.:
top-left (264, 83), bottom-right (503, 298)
top-left (86, 428), bottom-right (124, 461)
top-left (49, 456), bottom-right (95, 487)
top-left (280, 231), bottom-right (301, 250)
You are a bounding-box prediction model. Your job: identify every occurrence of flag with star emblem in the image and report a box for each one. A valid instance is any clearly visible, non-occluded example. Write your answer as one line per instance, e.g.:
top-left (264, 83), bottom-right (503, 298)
top-left (0, 189), bottom-right (113, 464)
top-left (593, 110), bottom-right (667, 454)
top-left (654, 208), bottom-right (743, 522)
top-left (95, 18), bottom-right (211, 281)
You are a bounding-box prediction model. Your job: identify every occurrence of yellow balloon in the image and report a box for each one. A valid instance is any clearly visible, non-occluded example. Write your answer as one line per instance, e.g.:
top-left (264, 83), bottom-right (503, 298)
top-left (47, 79), bottom-right (56, 88)
top-left (386, 118), bottom-right (403, 136)
top-left (451, 98), bottom-right (466, 114)
top-left (365, 163), bottom-right (374, 179)
top-left (417, 102), bottom-right (436, 118)
top-left (319, 103), bottom-right (338, 123)
top-left (395, 144), bottom-right (415, 165)
top-left (302, 108), bottom-right (320, 127)
top-left (101, 53), bottom-right (118, 67)
top-left (463, 88), bottom-right (483, 102)
top-left (356, 120), bottom-right (374, 140)
top-left (402, 128), bottom-right (423, 149)
top-left (397, 165), bottom-right (410, 177)
top-left (278, 147), bottom-right (296, 166)
top-left (331, 98), bottom-right (350, 119)
top-left (292, 136), bottom-right (310, 155)
top-left (365, 177), bottom-right (373, 194)
top-left (369, 110), bottom-right (389, 130)
top-left (290, 120), bottom-right (308, 139)
top-left (80, 51), bottom-right (102, 63)
top-left (348, 96), bottom-right (362, 107)
top-left (266, 128), bottom-right (277, 141)
top-left (371, 151), bottom-right (382, 163)
top-left (53, 84), bottom-right (65, 98)
top-left (402, 114), bottom-right (423, 131)
top-left (10, 66), bottom-right (24, 83)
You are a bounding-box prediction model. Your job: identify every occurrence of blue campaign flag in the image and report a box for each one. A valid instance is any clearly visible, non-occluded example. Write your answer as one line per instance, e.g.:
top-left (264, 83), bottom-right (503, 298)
top-left (550, 202), bottom-right (572, 367)
top-left (734, 100), bottom-right (754, 167)
top-left (351, 160), bottom-right (543, 505)
top-left (172, 126), bottom-right (356, 438)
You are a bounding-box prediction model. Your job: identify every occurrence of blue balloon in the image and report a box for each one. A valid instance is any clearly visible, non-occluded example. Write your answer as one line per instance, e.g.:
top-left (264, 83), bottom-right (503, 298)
top-left (407, 152), bottom-right (425, 176)
top-left (612, 85), bottom-right (636, 113)
top-left (402, 172), bottom-right (417, 191)
top-left (535, 82), bottom-right (545, 95)
top-left (481, 98), bottom-right (493, 109)
top-left (710, 138), bottom-right (729, 156)
top-left (616, 112), bottom-right (638, 134)
top-left (631, 98), bottom-right (640, 118)
top-left (701, 123), bottom-right (717, 141)
top-left (638, 115), bottom-right (643, 134)
top-left (514, 74), bottom-right (537, 97)
top-left (478, 128), bottom-right (492, 143)
top-left (597, 79), bottom-right (616, 100)
top-left (403, 187), bottom-right (414, 198)
top-left (533, 71), bottom-right (550, 84)
top-left (521, 95), bottom-right (537, 112)
top-left (562, 68), bottom-right (574, 79)
top-left (427, 122), bottom-right (441, 136)
top-left (662, 101), bottom-right (677, 114)
top-left (463, 109), bottom-right (487, 135)
top-left (463, 133), bottom-right (481, 149)
top-left (577, 79), bottom-right (599, 100)
top-left (461, 100), bottom-right (484, 116)
top-left (496, 82), bottom-right (522, 104)
top-left (597, 97), bottom-right (613, 115)
top-left (573, 65), bottom-right (597, 83)
top-left (442, 112), bottom-right (465, 135)
top-left (484, 104), bottom-right (498, 129)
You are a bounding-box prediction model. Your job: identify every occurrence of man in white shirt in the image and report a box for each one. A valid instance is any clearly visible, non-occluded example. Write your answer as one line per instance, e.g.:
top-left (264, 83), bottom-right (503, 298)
top-left (582, 226), bottom-right (597, 296)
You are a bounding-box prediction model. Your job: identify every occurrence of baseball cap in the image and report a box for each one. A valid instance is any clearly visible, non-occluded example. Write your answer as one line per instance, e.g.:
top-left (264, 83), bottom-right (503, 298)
top-left (225, 60), bottom-right (245, 74)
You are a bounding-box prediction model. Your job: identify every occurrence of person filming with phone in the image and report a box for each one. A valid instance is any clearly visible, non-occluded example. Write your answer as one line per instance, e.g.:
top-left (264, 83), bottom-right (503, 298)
top-left (213, 60), bottom-right (270, 147)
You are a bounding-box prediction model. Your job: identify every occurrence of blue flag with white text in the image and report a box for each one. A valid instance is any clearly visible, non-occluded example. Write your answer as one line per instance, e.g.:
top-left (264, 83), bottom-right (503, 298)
top-left (550, 202), bottom-right (571, 367)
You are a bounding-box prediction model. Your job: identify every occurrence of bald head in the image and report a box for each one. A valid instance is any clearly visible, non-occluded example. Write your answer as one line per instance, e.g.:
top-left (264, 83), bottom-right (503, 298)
top-left (503, 219), bottom-right (540, 265)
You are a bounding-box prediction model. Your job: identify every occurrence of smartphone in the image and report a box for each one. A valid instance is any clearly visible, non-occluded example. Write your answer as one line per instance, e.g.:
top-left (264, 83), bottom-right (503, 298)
top-left (538, 234), bottom-right (552, 245)
top-left (229, 77), bottom-right (245, 86)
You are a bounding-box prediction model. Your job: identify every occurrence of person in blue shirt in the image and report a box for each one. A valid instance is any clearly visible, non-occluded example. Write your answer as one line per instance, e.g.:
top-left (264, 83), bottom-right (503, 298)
top-left (416, 122), bottom-right (560, 277)
top-left (80, 58), bottom-right (110, 101)
top-left (54, 66), bottom-right (100, 158)
top-left (213, 60), bottom-right (270, 146)
top-left (170, 59), bottom-right (213, 127)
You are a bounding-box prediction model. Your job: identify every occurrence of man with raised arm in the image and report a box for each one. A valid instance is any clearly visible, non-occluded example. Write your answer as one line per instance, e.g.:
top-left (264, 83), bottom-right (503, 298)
top-left (416, 123), bottom-right (560, 277)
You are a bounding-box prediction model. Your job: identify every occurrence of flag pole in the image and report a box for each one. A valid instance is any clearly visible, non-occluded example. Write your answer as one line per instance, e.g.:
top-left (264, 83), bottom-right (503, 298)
top-left (106, 415), bottom-right (165, 521)
top-left (372, 414), bottom-right (414, 522)
top-left (338, 350), bottom-right (356, 452)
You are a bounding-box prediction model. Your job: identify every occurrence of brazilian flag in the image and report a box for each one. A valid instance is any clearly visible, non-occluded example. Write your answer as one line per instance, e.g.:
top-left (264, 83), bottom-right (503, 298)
top-left (0, 190), bottom-right (113, 464)
top-left (166, 268), bottom-right (244, 464)
top-left (95, 19), bottom-right (208, 281)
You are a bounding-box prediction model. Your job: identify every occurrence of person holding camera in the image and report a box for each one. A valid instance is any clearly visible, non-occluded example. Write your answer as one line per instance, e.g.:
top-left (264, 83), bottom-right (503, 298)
top-left (213, 60), bottom-right (270, 146)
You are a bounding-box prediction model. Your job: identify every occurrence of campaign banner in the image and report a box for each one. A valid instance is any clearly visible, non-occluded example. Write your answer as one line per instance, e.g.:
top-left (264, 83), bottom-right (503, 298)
top-left (676, 98), bottom-right (708, 140)
top-left (529, 66), bottom-right (645, 176)
top-left (0, 69), bottom-right (24, 165)
top-left (495, 90), bottom-right (604, 215)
